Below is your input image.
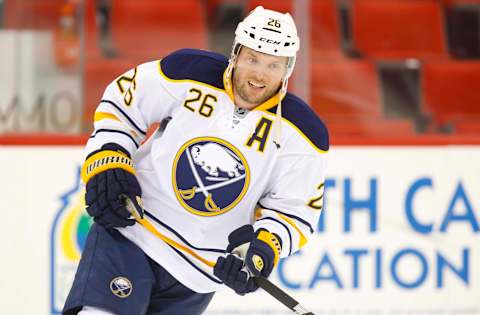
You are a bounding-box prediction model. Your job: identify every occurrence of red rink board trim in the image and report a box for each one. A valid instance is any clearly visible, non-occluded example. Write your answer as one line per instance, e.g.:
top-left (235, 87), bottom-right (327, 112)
top-left (1, 134), bottom-right (480, 146)
top-left (331, 134), bottom-right (480, 146)
top-left (0, 134), bottom-right (89, 146)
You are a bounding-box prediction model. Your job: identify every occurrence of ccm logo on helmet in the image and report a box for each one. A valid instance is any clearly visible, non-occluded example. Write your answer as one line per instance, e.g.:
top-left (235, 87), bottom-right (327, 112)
top-left (259, 37), bottom-right (281, 45)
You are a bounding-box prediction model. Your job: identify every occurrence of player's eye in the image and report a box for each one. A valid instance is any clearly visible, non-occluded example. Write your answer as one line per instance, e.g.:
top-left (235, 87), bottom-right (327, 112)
top-left (247, 57), bottom-right (257, 64)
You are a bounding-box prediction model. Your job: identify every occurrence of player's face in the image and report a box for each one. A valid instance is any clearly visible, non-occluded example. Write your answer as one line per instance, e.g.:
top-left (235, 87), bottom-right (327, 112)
top-left (233, 47), bottom-right (288, 110)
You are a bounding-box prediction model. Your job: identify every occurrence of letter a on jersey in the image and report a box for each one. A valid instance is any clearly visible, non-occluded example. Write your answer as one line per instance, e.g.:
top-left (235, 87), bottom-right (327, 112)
top-left (246, 117), bottom-right (273, 153)
top-left (172, 137), bottom-right (250, 216)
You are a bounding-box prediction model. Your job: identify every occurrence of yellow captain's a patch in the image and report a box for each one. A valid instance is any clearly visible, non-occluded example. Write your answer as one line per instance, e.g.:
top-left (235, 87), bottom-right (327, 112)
top-left (172, 137), bottom-right (250, 217)
top-left (246, 116), bottom-right (274, 153)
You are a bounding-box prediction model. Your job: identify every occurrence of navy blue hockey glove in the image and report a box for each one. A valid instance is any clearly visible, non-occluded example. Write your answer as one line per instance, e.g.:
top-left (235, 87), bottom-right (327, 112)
top-left (244, 227), bottom-right (282, 278)
top-left (214, 254), bottom-right (258, 295)
top-left (81, 143), bottom-right (143, 229)
top-left (214, 225), bottom-right (282, 294)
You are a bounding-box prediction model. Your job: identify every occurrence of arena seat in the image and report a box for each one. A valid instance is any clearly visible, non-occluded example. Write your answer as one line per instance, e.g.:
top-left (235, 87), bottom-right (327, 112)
top-left (84, 0), bottom-right (207, 63)
top-left (452, 117), bottom-right (480, 134)
top-left (113, 0), bottom-right (206, 61)
top-left (311, 0), bottom-right (342, 60)
top-left (351, 0), bottom-right (447, 59)
top-left (326, 117), bottom-right (416, 137)
top-left (4, 0), bottom-right (64, 29)
top-left (311, 61), bottom-right (382, 118)
top-left (83, 60), bottom-right (137, 128)
top-left (422, 61), bottom-right (480, 125)
top-left (452, 117), bottom-right (480, 135)
top-left (206, 0), bottom-right (244, 19)
top-left (247, 0), bottom-right (291, 14)
top-left (442, 0), bottom-right (480, 5)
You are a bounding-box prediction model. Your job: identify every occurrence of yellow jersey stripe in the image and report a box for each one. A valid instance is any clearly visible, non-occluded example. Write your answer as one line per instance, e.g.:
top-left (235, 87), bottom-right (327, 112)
top-left (94, 112), bottom-right (121, 123)
top-left (135, 214), bottom-right (216, 268)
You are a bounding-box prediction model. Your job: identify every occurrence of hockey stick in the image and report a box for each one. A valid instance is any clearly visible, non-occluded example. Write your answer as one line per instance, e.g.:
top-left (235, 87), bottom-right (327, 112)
top-left (253, 277), bottom-right (314, 315)
top-left (120, 195), bottom-right (314, 315)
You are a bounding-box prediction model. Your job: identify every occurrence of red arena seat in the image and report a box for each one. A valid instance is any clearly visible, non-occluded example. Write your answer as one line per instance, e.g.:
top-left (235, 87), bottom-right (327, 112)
top-left (311, 0), bottom-right (342, 60)
top-left (422, 61), bottom-right (480, 125)
top-left (311, 61), bottom-right (382, 118)
top-left (247, 0), bottom-right (291, 14)
top-left (4, 0), bottom-right (64, 29)
top-left (453, 117), bottom-right (480, 135)
top-left (352, 0), bottom-right (447, 59)
top-left (111, 0), bottom-right (207, 61)
top-left (326, 117), bottom-right (416, 137)
top-left (84, 0), bottom-right (207, 63)
top-left (83, 60), bottom-right (137, 127)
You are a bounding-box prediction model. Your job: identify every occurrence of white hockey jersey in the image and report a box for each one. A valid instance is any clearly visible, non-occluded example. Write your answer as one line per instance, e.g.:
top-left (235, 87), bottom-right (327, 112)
top-left (85, 49), bottom-right (329, 293)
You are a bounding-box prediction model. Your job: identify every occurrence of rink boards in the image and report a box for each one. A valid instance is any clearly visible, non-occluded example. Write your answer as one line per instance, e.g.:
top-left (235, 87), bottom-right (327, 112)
top-left (1, 146), bottom-right (479, 315)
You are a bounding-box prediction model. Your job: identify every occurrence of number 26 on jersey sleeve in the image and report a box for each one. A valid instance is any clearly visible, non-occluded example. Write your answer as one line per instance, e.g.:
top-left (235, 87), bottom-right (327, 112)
top-left (116, 68), bottom-right (138, 106)
top-left (308, 182), bottom-right (325, 210)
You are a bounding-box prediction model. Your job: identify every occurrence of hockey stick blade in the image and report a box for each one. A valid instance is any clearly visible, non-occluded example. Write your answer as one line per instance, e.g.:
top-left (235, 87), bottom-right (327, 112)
top-left (254, 276), bottom-right (314, 315)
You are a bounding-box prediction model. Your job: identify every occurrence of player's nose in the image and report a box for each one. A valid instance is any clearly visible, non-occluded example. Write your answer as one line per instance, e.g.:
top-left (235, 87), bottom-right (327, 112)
top-left (249, 71), bottom-right (267, 84)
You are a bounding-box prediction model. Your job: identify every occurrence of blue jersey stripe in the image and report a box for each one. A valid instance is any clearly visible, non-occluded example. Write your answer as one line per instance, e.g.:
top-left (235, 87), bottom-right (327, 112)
top-left (90, 128), bottom-right (139, 148)
top-left (258, 202), bottom-right (314, 234)
top-left (100, 99), bottom-right (147, 136)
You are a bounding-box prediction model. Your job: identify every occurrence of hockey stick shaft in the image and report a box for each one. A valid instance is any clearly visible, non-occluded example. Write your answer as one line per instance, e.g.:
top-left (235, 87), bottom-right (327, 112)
top-left (253, 277), bottom-right (314, 315)
top-left (121, 195), bottom-right (314, 315)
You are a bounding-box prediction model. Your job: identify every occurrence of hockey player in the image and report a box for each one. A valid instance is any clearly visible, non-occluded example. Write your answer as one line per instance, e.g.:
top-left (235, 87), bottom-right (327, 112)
top-left (63, 6), bottom-right (328, 315)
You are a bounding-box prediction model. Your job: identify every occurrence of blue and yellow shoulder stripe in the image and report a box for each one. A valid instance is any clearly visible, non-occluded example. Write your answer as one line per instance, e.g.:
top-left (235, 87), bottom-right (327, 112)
top-left (159, 48), bottom-right (229, 90)
top-left (266, 93), bottom-right (329, 153)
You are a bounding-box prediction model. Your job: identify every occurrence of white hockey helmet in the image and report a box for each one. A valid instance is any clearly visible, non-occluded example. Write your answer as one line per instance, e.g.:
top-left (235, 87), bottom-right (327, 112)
top-left (230, 6), bottom-right (300, 79)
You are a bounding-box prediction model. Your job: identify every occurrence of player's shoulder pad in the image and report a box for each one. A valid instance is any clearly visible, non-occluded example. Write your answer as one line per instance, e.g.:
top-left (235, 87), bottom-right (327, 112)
top-left (268, 93), bottom-right (329, 152)
top-left (159, 48), bottom-right (228, 89)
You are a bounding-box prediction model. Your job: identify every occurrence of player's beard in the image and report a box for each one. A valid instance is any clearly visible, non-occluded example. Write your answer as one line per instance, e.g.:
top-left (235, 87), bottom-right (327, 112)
top-left (233, 73), bottom-right (280, 108)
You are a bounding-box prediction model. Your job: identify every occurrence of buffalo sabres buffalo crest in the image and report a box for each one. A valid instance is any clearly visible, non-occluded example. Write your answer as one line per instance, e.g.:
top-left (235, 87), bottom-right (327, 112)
top-left (173, 137), bottom-right (250, 216)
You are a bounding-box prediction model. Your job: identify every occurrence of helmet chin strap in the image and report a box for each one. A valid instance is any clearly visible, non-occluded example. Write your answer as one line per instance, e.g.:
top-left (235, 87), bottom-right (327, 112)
top-left (273, 77), bottom-right (288, 150)
top-left (224, 42), bottom-right (241, 97)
